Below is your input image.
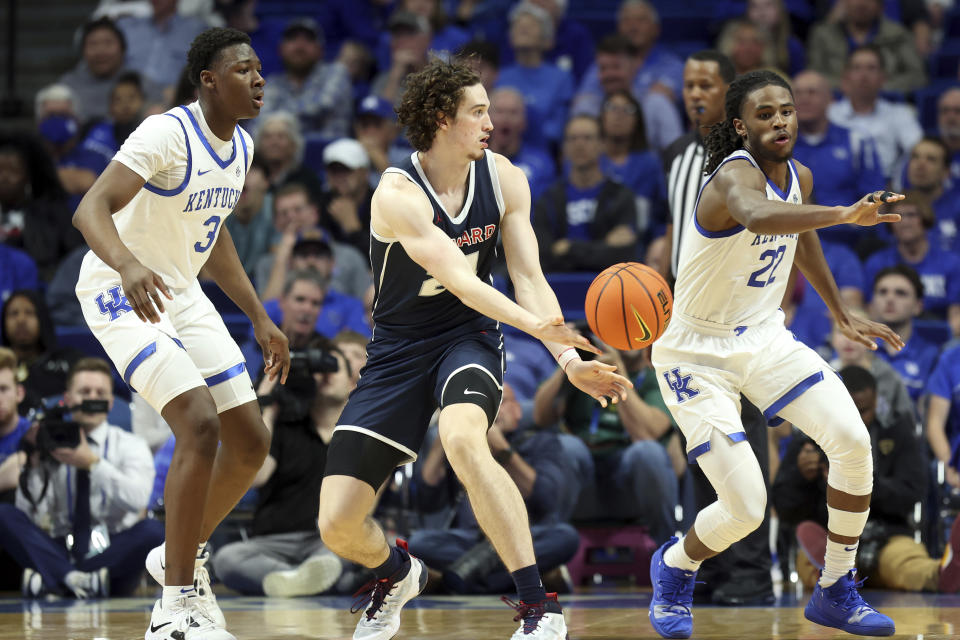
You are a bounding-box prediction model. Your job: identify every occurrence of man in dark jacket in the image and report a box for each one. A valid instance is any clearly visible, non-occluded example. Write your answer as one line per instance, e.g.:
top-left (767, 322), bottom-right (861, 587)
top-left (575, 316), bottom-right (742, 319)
top-left (774, 365), bottom-right (960, 592)
top-left (533, 115), bottom-right (637, 272)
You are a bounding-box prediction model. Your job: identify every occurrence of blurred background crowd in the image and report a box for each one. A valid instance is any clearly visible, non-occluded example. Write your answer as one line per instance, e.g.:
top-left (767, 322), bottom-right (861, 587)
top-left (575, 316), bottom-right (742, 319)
top-left (1, 0), bottom-right (960, 606)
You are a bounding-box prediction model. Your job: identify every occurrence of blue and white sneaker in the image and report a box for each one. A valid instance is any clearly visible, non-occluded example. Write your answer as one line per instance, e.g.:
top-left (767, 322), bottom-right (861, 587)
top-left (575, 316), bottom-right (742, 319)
top-left (804, 570), bottom-right (895, 636)
top-left (648, 537), bottom-right (696, 639)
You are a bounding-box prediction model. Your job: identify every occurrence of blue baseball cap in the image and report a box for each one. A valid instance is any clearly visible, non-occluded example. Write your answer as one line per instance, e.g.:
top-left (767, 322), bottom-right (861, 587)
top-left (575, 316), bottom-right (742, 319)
top-left (356, 95), bottom-right (396, 121)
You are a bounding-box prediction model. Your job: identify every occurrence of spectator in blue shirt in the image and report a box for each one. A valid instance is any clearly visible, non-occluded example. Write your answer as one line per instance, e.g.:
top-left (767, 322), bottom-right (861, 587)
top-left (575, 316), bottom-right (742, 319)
top-left (496, 2), bottom-right (575, 149)
top-left (518, 0), bottom-right (595, 82)
top-left (374, 0), bottom-right (470, 73)
top-left (788, 240), bottom-right (865, 352)
top-left (792, 69), bottom-right (885, 249)
top-left (0, 245), bottom-right (38, 307)
top-left (488, 88), bottom-right (556, 201)
top-left (926, 342), bottom-right (960, 489)
top-left (576, 1), bottom-right (683, 105)
top-left (0, 348), bottom-right (29, 502)
top-left (260, 18), bottom-right (353, 143)
top-left (353, 95), bottom-right (411, 185)
top-left (902, 137), bottom-right (960, 254)
top-left (533, 116), bottom-right (638, 272)
top-left (371, 11), bottom-right (432, 106)
top-left (571, 35), bottom-right (682, 152)
top-left (863, 194), bottom-right (960, 335)
top-left (869, 265), bottom-right (941, 402)
top-left (746, 0), bottom-right (806, 76)
top-left (938, 89), bottom-right (960, 188)
top-left (115, 0), bottom-right (207, 91)
top-left (599, 89), bottom-right (667, 243)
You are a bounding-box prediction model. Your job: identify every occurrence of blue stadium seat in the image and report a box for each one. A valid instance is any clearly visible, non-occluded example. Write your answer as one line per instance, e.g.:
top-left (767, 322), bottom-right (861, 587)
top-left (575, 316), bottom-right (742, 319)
top-left (546, 272), bottom-right (595, 320)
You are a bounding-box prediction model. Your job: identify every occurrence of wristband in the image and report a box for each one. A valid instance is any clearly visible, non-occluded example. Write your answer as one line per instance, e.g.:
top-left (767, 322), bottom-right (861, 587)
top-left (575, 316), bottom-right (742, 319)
top-left (493, 447), bottom-right (515, 465)
top-left (555, 347), bottom-right (581, 372)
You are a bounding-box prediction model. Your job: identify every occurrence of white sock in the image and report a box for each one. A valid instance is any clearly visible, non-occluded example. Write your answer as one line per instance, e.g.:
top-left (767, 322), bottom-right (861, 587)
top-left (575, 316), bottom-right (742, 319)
top-left (663, 536), bottom-right (701, 572)
top-left (820, 539), bottom-right (857, 587)
top-left (163, 584), bottom-right (197, 606)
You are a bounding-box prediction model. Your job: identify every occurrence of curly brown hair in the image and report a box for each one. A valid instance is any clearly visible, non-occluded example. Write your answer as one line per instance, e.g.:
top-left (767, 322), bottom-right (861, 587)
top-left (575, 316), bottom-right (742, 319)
top-left (397, 56), bottom-right (481, 152)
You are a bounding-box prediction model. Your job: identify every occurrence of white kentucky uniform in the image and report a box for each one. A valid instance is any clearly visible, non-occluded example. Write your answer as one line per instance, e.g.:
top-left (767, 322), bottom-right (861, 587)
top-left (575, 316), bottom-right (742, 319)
top-left (652, 149), bottom-right (836, 462)
top-left (76, 101), bottom-right (256, 413)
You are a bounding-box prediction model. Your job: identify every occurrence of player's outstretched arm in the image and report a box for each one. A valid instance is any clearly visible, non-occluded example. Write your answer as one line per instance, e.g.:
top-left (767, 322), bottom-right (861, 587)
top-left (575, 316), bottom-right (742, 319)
top-left (495, 155), bottom-right (632, 407)
top-left (373, 174), bottom-right (597, 353)
top-left (205, 226), bottom-right (290, 383)
top-left (73, 161), bottom-right (173, 324)
top-left (711, 161), bottom-right (901, 235)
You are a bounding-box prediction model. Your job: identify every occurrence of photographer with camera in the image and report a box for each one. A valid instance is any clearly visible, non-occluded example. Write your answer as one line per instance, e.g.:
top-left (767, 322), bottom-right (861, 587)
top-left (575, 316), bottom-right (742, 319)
top-left (773, 365), bottom-right (960, 593)
top-left (212, 336), bottom-right (349, 596)
top-left (0, 357), bottom-right (162, 598)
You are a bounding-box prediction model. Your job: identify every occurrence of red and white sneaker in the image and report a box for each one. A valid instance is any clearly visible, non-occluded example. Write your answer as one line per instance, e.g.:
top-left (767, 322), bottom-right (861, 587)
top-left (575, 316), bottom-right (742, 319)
top-left (351, 539), bottom-right (427, 640)
top-left (502, 592), bottom-right (568, 639)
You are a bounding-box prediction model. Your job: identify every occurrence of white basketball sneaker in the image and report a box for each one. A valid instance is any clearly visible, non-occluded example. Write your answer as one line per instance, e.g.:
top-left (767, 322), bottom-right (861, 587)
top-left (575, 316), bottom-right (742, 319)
top-left (503, 593), bottom-right (569, 639)
top-left (262, 554), bottom-right (343, 597)
top-left (144, 594), bottom-right (235, 640)
top-left (351, 540), bottom-right (428, 640)
top-left (146, 543), bottom-right (226, 629)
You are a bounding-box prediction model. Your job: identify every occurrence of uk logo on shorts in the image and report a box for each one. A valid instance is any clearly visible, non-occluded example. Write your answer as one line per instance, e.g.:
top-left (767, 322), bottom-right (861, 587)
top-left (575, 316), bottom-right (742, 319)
top-left (663, 368), bottom-right (700, 403)
top-left (96, 286), bottom-right (133, 321)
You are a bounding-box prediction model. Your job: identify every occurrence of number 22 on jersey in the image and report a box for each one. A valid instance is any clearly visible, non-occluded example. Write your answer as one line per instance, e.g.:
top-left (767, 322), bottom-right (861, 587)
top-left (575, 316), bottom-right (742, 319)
top-left (747, 244), bottom-right (786, 288)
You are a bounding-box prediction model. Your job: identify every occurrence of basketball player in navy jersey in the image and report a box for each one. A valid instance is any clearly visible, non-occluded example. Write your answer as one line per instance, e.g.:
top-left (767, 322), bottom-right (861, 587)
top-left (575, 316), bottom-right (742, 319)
top-left (72, 28), bottom-right (288, 640)
top-left (316, 57), bottom-right (631, 640)
top-left (647, 70), bottom-right (905, 639)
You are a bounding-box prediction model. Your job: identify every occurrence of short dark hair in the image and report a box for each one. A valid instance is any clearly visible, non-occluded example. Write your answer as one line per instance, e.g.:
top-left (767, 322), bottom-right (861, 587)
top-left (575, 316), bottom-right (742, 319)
top-left (186, 27), bottom-right (252, 88)
top-left (839, 365), bottom-right (877, 394)
top-left (283, 269), bottom-right (327, 297)
top-left (872, 264), bottom-right (924, 300)
top-left (81, 17), bottom-right (126, 52)
top-left (596, 33), bottom-right (638, 57)
top-left (66, 357), bottom-right (114, 392)
top-left (689, 49), bottom-right (736, 84)
top-left (847, 44), bottom-right (885, 72)
top-left (397, 56), bottom-right (481, 152)
top-left (112, 71), bottom-right (144, 97)
top-left (274, 181), bottom-right (313, 206)
top-left (915, 136), bottom-right (951, 169)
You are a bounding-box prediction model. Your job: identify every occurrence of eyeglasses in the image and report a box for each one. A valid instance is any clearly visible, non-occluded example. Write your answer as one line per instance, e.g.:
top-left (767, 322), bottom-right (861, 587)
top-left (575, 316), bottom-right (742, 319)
top-left (603, 103), bottom-right (637, 115)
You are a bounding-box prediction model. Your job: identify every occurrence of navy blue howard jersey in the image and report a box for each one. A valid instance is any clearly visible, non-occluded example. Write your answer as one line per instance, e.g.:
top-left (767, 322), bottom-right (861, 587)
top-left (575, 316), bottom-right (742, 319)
top-left (370, 150), bottom-right (505, 337)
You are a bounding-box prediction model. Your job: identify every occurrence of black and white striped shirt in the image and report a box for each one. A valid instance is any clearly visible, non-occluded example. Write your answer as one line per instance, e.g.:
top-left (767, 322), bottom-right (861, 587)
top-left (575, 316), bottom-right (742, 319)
top-left (663, 131), bottom-right (706, 278)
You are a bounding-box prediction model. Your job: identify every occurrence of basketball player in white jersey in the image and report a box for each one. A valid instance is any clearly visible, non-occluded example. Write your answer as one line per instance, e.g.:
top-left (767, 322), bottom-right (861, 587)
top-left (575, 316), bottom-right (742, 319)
top-left (647, 70), bottom-right (905, 639)
top-left (72, 28), bottom-right (289, 640)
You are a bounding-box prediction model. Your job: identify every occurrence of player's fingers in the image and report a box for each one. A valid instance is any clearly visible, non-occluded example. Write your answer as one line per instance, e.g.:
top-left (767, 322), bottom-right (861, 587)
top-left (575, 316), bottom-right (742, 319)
top-left (876, 213), bottom-right (901, 224)
top-left (280, 354), bottom-right (290, 385)
top-left (573, 334), bottom-right (601, 354)
top-left (592, 361), bottom-right (617, 372)
top-left (155, 275), bottom-right (174, 300)
top-left (128, 291), bottom-right (148, 323)
top-left (852, 331), bottom-right (878, 350)
top-left (595, 394), bottom-right (608, 408)
top-left (141, 288), bottom-right (160, 323)
top-left (149, 289), bottom-right (165, 315)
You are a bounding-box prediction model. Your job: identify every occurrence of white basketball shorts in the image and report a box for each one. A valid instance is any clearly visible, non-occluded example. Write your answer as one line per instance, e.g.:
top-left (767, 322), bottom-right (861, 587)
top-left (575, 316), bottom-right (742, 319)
top-left (651, 309), bottom-right (833, 463)
top-left (76, 253), bottom-right (256, 414)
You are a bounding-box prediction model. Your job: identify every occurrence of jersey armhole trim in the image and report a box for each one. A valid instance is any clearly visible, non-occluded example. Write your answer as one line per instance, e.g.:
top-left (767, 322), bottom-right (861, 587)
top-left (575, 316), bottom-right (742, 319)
top-left (239, 128), bottom-right (248, 177)
top-left (485, 150), bottom-right (506, 219)
top-left (143, 114), bottom-right (192, 197)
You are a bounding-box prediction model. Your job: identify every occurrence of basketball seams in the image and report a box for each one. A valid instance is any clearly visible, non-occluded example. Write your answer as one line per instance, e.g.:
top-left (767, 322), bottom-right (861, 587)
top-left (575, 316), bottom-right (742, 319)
top-left (622, 266), bottom-right (661, 341)
top-left (615, 272), bottom-right (629, 349)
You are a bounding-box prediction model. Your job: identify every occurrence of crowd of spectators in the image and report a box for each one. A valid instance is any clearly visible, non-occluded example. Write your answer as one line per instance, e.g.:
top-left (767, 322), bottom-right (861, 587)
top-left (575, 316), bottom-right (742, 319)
top-left (2, 0), bottom-right (960, 602)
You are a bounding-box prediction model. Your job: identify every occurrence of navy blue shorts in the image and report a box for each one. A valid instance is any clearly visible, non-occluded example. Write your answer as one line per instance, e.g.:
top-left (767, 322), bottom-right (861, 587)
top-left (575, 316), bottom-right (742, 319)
top-left (332, 325), bottom-right (504, 465)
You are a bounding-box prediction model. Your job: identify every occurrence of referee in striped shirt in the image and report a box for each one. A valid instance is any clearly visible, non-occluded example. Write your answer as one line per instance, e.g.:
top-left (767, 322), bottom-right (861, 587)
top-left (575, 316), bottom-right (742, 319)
top-left (660, 50), bottom-right (775, 606)
top-left (660, 50), bottom-right (735, 280)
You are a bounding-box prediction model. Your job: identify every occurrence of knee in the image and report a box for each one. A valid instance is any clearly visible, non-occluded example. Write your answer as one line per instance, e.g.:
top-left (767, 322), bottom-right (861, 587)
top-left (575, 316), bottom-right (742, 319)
top-left (317, 504), bottom-right (360, 552)
top-left (624, 440), bottom-right (669, 466)
top-left (438, 423), bottom-right (486, 469)
top-left (173, 402), bottom-right (221, 457)
top-left (232, 420), bottom-right (271, 469)
top-left (732, 492), bottom-right (767, 531)
top-left (827, 425), bottom-right (873, 466)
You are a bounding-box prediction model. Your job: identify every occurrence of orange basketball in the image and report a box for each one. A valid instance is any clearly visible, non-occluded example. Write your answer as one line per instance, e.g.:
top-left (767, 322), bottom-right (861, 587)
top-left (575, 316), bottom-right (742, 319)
top-left (584, 262), bottom-right (673, 350)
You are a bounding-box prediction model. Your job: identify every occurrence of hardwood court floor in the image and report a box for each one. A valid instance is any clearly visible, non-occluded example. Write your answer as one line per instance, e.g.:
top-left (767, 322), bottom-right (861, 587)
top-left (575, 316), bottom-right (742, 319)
top-left (2, 590), bottom-right (958, 639)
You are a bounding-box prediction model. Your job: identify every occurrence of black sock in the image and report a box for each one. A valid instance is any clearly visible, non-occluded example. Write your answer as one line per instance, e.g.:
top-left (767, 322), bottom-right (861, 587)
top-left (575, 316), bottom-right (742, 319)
top-left (373, 545), bottom-right (411, 581)
top-left (512, 564), bottom-right (546, 604)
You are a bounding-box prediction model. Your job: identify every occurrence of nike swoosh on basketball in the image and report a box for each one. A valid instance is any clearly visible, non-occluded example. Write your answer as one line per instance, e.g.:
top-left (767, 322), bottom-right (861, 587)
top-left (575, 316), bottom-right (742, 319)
top-left (630, 305), bottom-right (652, 342)
top-left (150, 621), bottom-right (172, 633)
top-left (198, 169), bottom-right (212, 175)
top-left (463, 388), bottom-right (487, 398)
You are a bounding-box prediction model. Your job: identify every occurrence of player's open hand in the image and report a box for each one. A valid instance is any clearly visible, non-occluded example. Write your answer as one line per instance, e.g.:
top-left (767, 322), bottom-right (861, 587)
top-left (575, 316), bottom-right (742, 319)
top-left (836, 310), bottom-right (905, 352)
top-left (118, 260), bottom-right (173, 323)
top-left (843, 191), bottom-right (904, 227)
top-left (565, 358), bottom-right (633, 408)
top-left (255, 319), bottom-right (290, 384)
top-left (532, 316), bottom-right (601, 354)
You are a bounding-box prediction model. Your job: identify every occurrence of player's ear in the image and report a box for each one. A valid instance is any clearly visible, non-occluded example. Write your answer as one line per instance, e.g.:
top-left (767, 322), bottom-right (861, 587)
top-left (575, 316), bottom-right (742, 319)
top-left (436, 111), bottom-right (448, 130)
top-left (733, 117), bottom-right (747, 139)
top-left (200, 68), bottom-right (216, 92)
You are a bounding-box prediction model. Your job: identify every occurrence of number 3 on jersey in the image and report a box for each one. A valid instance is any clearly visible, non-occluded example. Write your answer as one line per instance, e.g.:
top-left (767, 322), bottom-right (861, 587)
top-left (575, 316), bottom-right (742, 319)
top-left (419, 251), bottom-right (480, 297)
top-left (194, 215), bottom-right (221, 253)
top-left (747, 244), bottom-right (786, 288)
